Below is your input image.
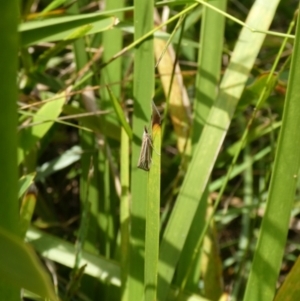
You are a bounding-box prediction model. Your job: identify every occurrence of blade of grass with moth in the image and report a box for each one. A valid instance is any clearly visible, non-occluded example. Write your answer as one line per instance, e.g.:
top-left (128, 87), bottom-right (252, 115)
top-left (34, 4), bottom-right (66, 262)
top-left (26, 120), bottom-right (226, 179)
top-left (137, 102), bottom-right (161, 171)
top-left (137, 126), bottom-right (153, 171)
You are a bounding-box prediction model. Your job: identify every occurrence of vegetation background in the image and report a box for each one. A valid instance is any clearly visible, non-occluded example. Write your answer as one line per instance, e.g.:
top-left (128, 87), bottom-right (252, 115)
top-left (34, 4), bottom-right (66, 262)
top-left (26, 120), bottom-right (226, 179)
top-left (1, 0), bottom-right (300, 301)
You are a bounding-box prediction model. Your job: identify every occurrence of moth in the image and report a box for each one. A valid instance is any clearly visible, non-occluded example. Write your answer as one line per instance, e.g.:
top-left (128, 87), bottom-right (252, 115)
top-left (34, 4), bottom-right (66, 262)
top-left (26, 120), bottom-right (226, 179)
top-left (137, 126), bottom-right (153, 171)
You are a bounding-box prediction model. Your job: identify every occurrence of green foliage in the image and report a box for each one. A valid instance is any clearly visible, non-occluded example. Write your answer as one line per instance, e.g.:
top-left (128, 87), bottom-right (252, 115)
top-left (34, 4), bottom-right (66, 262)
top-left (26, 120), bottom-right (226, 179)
top-left (1, 0), bottom-right (300, 301)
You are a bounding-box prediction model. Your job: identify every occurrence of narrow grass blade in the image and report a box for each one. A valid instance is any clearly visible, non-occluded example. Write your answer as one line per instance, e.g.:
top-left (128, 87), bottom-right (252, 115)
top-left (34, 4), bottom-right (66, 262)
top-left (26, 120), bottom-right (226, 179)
top-left (20, 185), bottom-right (38, 238)
top-left (99, 1), bottom-right (126, 299)
top-left (145, 122), bottom-right (161, 301)
top-left (129, 0), bottom-right (154, 299)
top-left (19, 14), bottom-right (118, 46)
top-left (243, 8), bottom-right (300, 301)
top-left (106, 86), bottom-right (132, 140)
top-left (18, 173), bottom-right (36, 199)
top-left (120, 127), bottom-right (130, 301)
top-left (192, 0), bottom-right (226, 142)
top-left (69, 9), bottom-right (103, 294)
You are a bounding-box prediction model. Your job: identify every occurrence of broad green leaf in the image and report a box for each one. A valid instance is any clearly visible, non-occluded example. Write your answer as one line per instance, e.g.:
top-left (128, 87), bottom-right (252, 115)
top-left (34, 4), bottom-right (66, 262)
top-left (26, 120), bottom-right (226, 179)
top-left (0, 227), bottom-right (57, 300)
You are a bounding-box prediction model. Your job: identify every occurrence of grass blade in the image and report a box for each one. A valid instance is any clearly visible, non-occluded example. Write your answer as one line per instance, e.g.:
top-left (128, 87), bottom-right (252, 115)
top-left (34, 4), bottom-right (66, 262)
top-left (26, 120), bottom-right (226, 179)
top-left (243, 8), bottom-right (300, 301)
top-left (145, 121), bottom-right (161, 301)
top-left (129, 0), bottom-right (154, 299)
top-left (158, 1), bottom-right (280, 300)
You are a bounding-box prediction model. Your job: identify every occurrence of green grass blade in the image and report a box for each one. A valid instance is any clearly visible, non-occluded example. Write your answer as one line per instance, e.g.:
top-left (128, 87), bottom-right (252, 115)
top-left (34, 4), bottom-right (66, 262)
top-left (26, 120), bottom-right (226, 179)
top-left (68, 10), bottom-right (103, 301)
top-left (209, 146), bottom-right (272, 192)
top-left (26, 227), bottom-right (121, 286)
top-left (42, 0), bottom-right (69, 13)
top-left (243, 7), bottom-right (300, 301)
top-left (158, 1), bottom-right (280, 300)
top-left (145, 123), bottom-right (161, 301)
top-left (18, 173), bottom-right (36, 199)
top-left (0, 0), bottom-right (19, 234)
top-left (175, 0), bottom-right (226, 297)
top-left (19, 14), bottom-right (118, 46)
top-left (20, 186), bottom-right (37, 238)
top-left (98, 3), bottom-right (124, 300)
top-left (129, 0), bottom-right (154, 299)
top-left (0, 2), bottom-right (22, 298)
top-left (192, 0), bottom-right (226, 142)
top-left (120, 127), bottom-right (130, 301)
top-left (99, 1), bottom-right (128, 298)
top-left (196, 0), bottom-right (293, 39)
top-left (106, 86), bottom-right (132, 140)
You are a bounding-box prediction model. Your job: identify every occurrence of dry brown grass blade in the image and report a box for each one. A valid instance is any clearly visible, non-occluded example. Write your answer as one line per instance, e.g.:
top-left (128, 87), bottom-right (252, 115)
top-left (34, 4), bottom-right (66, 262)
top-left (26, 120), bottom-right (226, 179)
top-left (154, 38), bottom-right (192, 154)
